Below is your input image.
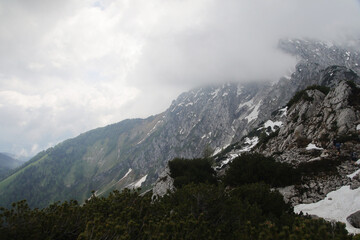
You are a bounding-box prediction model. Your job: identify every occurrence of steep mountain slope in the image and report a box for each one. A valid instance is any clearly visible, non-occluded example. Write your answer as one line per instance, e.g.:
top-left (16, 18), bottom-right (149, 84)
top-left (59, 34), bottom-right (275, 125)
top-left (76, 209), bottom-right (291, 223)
top-left (0, 39), bottom-right (359, 208)
top-left (264, 80), bottom-right (360, 234)
top-left (0, 153), bottom-right (22, 179)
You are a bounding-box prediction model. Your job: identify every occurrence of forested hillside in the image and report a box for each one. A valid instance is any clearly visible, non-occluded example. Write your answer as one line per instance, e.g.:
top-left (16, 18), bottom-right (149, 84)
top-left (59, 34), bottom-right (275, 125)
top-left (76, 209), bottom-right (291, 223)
top-left (0, 155), bottom-right (356, 240)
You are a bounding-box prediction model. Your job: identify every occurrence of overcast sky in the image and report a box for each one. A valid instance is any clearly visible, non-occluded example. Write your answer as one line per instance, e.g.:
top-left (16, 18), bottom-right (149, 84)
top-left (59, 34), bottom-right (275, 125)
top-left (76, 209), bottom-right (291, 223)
top-left (1, 0), bottom-right (360, 158)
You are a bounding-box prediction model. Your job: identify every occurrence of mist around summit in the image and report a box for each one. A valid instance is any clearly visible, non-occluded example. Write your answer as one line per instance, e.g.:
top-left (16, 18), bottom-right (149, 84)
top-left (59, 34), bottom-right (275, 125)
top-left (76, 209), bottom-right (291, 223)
top-left (0, 0), bottom-right (360, 157)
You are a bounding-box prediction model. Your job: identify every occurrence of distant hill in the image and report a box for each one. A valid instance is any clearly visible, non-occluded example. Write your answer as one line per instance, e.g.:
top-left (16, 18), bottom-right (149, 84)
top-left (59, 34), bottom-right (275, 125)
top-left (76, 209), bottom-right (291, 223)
top-left (0, 153), bottom-right (23, 179)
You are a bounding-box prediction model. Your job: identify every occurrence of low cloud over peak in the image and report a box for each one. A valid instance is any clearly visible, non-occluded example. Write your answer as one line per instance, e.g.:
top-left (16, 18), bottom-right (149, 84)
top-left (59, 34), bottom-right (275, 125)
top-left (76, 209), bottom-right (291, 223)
top-left (0, 0), bottom-right (360, 157)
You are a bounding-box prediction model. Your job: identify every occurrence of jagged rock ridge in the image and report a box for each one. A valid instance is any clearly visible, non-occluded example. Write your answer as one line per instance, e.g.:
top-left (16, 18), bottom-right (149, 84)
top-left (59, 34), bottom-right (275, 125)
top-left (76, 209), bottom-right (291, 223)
top-left (0, 38), bottom-right (359, 208)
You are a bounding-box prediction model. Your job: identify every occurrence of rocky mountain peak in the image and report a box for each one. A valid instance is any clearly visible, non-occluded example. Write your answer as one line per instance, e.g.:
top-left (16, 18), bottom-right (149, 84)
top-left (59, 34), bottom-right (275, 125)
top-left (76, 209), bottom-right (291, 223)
top-left (260, 80), bottom-right (360, 163)
top-left (1, 38), bottom-right (360, 209)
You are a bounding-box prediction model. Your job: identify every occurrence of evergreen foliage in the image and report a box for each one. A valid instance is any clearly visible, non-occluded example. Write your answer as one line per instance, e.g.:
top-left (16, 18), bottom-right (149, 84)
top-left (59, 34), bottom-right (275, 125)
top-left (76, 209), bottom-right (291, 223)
top-left (168, 158), bottom-right (217, 188)
top-left (0, 183), bottom-right (354, 239)
top-left (286, 85), bottom-right (330, 108)
top-left (346, 80), bottom-right (360, 108)
top-left (0, 156), bottom-right (357, 239)
top-left (223, 153), bottom-right (299, 187)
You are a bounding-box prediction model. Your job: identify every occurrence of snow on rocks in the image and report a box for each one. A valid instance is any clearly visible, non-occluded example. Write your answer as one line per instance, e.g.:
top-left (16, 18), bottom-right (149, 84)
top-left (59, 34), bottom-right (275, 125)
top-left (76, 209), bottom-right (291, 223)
top-left (306, 143), bottom-right (323, 151)
top-left (279, 106), bottom-right (288, 117)
top-left (134, 175), bottom-right (147, 188)
top-left (245, 102), bottom-right (261, 122)
top-left (258, 120), bottom-right (283, 132)
top-left (120, 168), bottom-right (132, 182)
top-left (127, 175), bottom-right (148, 189)
top-left (294, 185), bottom-right (360, 234)
top-left (217, 137), bottom-right (259, 169)
top-left (348, 169), bottom-right (360, 179)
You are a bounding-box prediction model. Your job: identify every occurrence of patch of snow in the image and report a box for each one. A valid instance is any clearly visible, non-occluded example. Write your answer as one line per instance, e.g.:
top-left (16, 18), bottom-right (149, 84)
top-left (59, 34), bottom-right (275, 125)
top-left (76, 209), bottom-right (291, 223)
top-left (306, 143), bottom-right (323, 150)
top-left (325, 41), bottom-right (334, 47)
top-left (222, 92), bottom-right (228, 97)
top-left (137, 120), bottom-right (163, 144)
top-left (194, 88), bottom-right (202, 98)
top-left (218, 137), bottom-right (259, 168)
top-left (119, 168), bottom-right (132, 182)
top-left (355, 159), bottom-right (360, 165)
top-left (356, 124), bottom-right (360, 131)
top-left (237, 85), bottom-right (243, 96)
top-left (347, 169), bottom-right (360, 179)
top-left (283, 75), bottom-right (291, 80)
top-left (201, 134), bottom-right (207, 139)
top-left (93, 168), bottom-right (134, 198)
top-left (210, 88), bottom-right (220, 100)
top-left (278, 106), bottom-right (287, 117)
top-left (127, 175), bottom-right (148, 189)
top-left (294, 185), bottom-right (360, 234)
top-left (260, 120), bottom-right (283, 132)
top-left (213, 143), bottom-right (231, 156)
top-left (243, 137), bottom-right (259, 150)
top-left (185, 102), bottom-right (193, 107)
top-left (213, 147), bottom-right (222, 156)
top-left (237, 99), bottom-right (254, 112)
top-left (245, 102), bottom-right (261, 122)
top-left (134, 175), bottom-right (147, 188)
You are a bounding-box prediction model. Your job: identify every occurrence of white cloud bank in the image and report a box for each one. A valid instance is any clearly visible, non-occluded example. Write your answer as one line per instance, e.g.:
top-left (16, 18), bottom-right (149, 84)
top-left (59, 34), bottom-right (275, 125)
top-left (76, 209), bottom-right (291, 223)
top-left (0, 0), bottom-right (360, 157)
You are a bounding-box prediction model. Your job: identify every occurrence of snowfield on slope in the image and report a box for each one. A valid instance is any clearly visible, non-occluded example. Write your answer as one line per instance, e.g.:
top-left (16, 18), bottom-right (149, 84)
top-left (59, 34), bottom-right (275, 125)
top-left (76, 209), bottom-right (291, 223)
top-left (294, 165), bottom-right (360, 234)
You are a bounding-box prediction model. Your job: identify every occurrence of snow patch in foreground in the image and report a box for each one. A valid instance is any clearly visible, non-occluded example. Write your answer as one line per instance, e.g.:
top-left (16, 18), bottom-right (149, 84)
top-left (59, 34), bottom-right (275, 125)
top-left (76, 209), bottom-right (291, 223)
top-left (306, 143), bottom-right (323, 150)
top-left (294, 185), bottom-right (360, 234)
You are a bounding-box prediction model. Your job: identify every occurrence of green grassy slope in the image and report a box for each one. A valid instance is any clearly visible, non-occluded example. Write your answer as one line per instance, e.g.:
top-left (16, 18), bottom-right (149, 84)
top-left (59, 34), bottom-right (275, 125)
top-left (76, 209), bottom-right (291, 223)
top-left (0, 116), bottom-right (161, 208)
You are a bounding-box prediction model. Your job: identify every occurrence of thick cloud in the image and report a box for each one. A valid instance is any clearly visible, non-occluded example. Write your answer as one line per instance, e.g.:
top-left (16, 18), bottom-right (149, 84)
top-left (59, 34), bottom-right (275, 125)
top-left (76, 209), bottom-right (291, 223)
top-left (0, 0), bottom-right (359, 157)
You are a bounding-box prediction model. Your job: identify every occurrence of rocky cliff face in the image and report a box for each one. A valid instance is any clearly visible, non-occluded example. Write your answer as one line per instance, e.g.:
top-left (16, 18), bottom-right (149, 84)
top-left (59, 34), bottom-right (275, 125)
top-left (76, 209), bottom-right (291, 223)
top-left (211, 67), bottom-right (360, 206)
top-left (259, 80), bottom-right (360, 204)
top-left (1, 38), bottom-right (359, 208)
top-left (260, 80), bottom-right (360, 163)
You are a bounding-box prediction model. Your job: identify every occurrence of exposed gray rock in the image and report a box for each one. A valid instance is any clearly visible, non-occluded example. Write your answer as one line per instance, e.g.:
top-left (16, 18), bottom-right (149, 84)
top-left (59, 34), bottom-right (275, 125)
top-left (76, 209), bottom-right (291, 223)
top-left (152, 166), bottom-right (174, 200)
top-left (259, 80), bottom-right (360, 164)
top-left (347, 210), bottom-right (360, 229)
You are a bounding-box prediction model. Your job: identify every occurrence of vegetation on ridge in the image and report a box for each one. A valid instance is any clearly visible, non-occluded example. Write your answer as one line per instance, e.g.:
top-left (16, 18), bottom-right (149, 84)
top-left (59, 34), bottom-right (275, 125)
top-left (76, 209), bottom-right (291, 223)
top-left (0, 153), bottom-right (355, 239)
top-left (286, 85), bottom-right (330, 108)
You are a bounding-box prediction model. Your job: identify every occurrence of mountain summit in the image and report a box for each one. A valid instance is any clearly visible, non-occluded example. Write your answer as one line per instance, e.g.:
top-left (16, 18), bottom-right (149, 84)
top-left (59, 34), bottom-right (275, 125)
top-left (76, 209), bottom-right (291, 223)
top-left (0, 39), bottom-right (359, 208)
